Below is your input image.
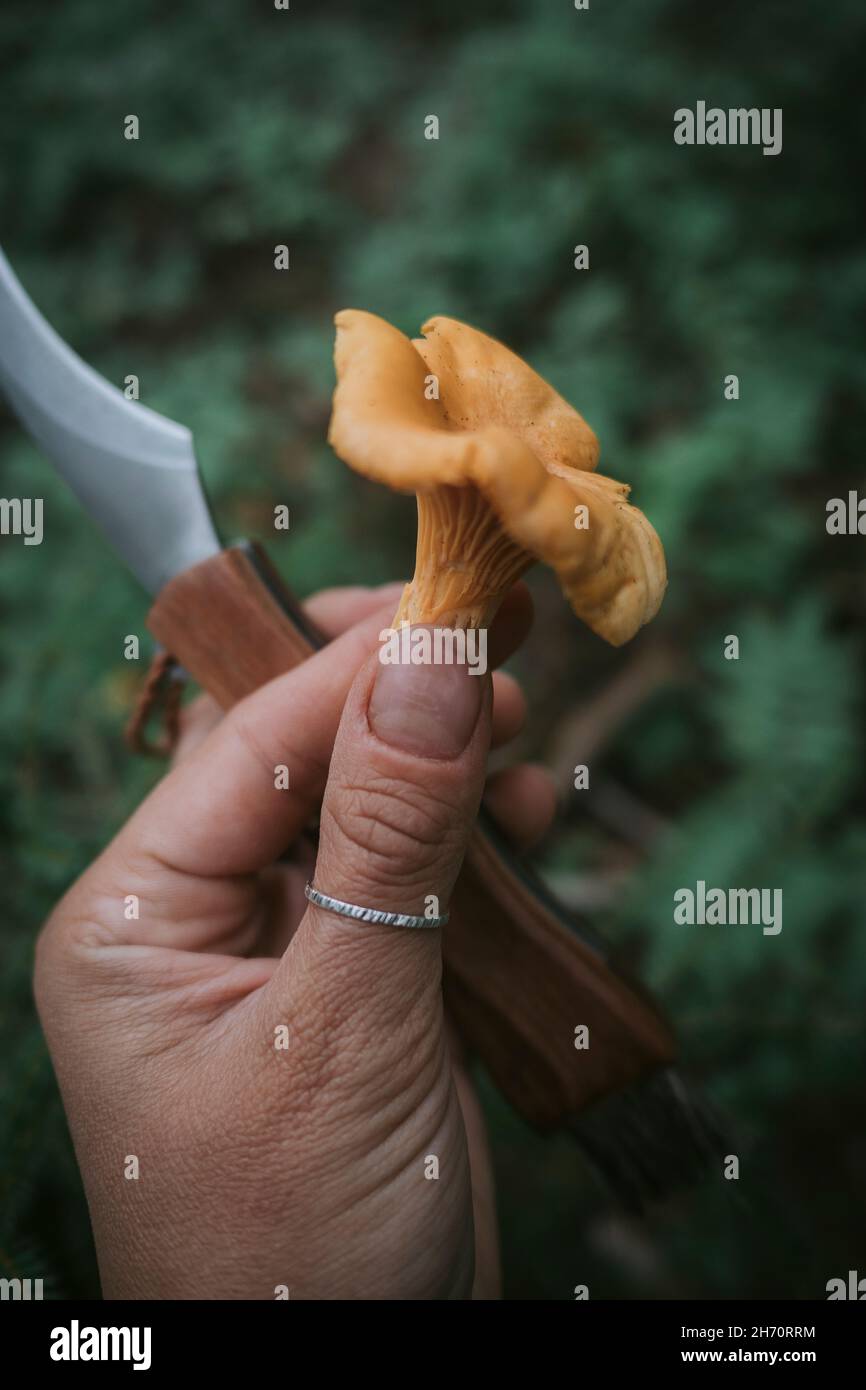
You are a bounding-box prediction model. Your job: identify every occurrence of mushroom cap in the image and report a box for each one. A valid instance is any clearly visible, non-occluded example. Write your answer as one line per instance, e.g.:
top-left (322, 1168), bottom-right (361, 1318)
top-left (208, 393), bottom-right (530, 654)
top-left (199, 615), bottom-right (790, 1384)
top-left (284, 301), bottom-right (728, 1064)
top-left (328, 309), bottom-right (667, 645)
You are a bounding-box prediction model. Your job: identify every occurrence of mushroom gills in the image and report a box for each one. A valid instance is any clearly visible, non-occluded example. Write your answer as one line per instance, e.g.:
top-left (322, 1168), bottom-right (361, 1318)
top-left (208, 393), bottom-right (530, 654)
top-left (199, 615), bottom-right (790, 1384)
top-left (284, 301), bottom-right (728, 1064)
top-left (395, 482), bottom-right (533, 629)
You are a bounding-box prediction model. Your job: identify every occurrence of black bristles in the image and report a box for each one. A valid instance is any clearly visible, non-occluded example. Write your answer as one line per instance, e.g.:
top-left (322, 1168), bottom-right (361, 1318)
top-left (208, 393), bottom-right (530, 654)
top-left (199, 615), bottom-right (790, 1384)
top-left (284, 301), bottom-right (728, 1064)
top-left (569, 1068), bottom-right (731, 1213)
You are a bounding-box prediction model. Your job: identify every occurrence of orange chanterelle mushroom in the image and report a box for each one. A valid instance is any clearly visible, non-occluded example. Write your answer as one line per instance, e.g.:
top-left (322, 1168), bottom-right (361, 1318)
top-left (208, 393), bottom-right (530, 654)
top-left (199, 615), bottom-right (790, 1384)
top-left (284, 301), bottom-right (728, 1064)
top-left (328, 310), bottom-right (667, 645)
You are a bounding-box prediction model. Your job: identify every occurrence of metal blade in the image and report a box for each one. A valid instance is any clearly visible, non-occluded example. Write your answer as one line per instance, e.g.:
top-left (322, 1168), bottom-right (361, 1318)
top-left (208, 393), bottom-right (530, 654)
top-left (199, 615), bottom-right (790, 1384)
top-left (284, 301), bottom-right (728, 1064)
top-left (0, 245), bottom-right (220, 595)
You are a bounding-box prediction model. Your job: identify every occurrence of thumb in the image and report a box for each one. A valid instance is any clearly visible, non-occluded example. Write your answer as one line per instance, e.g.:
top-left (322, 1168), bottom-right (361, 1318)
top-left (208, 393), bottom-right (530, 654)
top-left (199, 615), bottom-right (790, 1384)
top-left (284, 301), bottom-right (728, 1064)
top-left (284, 632), bottom-right (491, 1024)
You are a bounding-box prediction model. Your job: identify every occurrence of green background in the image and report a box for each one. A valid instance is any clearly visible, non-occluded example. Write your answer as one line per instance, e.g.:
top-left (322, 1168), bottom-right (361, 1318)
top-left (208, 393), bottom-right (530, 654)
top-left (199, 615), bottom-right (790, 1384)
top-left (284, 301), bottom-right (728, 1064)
top-left (1, 0), bottom-right (864, 1299)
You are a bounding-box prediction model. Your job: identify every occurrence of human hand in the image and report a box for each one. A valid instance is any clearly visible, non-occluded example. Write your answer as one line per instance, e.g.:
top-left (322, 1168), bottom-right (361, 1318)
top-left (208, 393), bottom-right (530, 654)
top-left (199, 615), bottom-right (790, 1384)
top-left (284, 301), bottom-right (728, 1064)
top-left (35, 581), bottom-right (556, 1300)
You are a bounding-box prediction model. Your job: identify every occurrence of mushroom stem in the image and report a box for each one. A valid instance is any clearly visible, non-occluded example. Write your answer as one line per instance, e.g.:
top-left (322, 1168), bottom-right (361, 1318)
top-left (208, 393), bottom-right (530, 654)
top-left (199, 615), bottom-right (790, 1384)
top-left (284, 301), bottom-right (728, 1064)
top-left (393, 483), bottom-right (533, 630)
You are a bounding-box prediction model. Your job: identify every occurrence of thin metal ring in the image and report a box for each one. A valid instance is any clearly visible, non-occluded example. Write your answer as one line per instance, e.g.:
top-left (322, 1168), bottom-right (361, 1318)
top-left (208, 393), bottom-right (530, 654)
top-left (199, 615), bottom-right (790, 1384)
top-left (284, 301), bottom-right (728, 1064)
top-left (304, 882), bottom-right (448, 930)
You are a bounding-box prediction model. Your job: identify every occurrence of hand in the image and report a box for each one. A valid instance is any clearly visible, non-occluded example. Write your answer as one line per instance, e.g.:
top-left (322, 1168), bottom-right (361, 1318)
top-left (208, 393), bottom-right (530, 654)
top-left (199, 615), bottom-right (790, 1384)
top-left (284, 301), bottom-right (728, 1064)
top-left (35, 582), bottom-right (556, 1300)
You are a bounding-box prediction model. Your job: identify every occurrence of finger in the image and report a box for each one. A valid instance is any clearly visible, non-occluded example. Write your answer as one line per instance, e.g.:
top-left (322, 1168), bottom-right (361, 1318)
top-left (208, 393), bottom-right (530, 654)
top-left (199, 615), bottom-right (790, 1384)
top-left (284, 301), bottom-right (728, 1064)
top-left (130, 586), bottom-right (531, 878)
top-left (282, 634), bottom-right (492, 1026)
top-left (250, 759), bottom-right (555, 961)
top-left (126, 603), bottom-right (399, 878)
top-left (304, 581), bottom-right (406, 638)
top-left (169, 586), bottom-right (406, 767)
top-left (171, 667), bottom-right (527, 826)
top-left (490, 671), bottom-right (526, 749)
top-left (483, 763), bottom-right (558, 852)
top-left (173, 667), bottom-right (527, 772)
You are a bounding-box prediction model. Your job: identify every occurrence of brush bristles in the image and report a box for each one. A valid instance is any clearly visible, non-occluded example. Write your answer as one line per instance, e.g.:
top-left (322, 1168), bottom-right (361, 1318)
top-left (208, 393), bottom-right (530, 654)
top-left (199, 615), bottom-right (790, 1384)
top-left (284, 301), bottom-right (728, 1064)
top-left (569, 1068), bottom-right (730, 1212)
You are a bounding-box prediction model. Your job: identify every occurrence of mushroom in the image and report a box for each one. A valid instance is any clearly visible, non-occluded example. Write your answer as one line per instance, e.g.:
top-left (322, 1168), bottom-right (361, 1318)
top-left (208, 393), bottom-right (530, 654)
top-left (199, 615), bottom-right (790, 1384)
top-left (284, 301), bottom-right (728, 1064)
top-left (327, 310), bottom-right (666, 644)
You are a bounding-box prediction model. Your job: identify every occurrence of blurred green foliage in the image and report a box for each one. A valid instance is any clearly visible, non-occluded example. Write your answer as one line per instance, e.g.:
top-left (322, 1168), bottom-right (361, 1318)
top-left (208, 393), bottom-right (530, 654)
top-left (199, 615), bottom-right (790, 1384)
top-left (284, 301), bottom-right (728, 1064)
top-left (1, 0), bottom-right (864, 1299)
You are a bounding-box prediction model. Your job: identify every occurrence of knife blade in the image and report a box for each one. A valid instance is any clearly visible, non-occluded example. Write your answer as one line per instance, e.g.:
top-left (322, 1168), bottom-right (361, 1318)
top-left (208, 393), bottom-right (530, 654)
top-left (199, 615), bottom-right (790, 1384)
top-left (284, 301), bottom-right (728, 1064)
top-left (0, 245), bottom-right (220, 594)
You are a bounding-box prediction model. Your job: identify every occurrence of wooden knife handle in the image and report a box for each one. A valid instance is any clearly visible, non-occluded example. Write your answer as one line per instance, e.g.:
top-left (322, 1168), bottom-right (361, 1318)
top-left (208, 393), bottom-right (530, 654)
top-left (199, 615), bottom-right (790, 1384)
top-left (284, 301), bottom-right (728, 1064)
top-left (147, 542), bottom-right (324, 706)
top-left (147, 543), bottom-right (676, 1129)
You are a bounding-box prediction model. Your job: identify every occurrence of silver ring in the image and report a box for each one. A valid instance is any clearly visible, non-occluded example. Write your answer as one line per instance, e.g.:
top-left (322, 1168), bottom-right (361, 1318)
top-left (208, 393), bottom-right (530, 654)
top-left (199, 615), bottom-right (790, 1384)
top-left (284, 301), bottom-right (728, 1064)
top-left (304, 882), bottom-right (448, 930)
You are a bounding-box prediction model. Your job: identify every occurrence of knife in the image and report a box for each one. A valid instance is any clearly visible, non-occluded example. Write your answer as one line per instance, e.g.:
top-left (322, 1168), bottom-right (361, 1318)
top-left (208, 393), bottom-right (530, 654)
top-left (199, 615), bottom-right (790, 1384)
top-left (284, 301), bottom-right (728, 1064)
top-left (0, 245), bottom-right (725, 1207)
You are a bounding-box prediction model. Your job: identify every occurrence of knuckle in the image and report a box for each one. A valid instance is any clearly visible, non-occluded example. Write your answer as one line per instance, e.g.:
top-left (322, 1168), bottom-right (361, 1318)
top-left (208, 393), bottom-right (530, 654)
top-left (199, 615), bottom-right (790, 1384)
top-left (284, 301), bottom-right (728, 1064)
top-left (230, 700), bottom-right (329, 793)
top-left (229, 704), bottom-right (282, 780)
top-left (33, 868), bottom-right (136, 1007)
